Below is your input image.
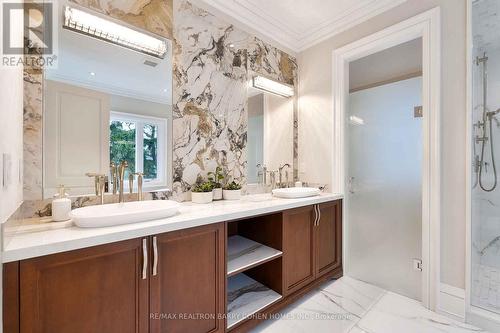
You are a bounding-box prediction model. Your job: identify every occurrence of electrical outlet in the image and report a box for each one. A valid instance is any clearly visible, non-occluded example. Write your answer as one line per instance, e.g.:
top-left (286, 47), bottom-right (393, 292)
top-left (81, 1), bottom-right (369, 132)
top-left (414, 106), bottom-right (423, 118)
top-left (413, 258), bottom-right (423, 272)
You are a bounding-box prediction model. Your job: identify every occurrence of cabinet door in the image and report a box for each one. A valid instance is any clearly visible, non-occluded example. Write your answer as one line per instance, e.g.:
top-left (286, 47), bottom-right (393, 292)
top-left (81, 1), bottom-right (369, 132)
top-left (283, 206), bottom-right (316, 295)
top-left (315, 201), bottom-right (343, 277)
top-left (150, 223), bottom-right (225, 333)
top-left (19, 238), bottom-right (149, 333)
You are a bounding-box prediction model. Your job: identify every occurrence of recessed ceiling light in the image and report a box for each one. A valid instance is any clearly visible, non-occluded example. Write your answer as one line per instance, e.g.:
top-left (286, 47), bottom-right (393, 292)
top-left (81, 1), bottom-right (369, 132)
top-left (89, 72), bottom-right (96, 76)
top-left (229, 43), bottom-right (235, 48)
top-left (163, 88), bottom-right (168, 92)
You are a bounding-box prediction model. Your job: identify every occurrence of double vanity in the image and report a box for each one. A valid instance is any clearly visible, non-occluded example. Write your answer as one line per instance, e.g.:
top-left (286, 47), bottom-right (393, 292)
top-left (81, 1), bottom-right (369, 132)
top-left (3, 193), bottom-right (343, 333)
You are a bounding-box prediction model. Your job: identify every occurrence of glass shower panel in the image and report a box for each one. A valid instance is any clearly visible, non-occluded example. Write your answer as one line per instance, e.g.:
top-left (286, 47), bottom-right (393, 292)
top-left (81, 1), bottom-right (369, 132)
top-left (471, 0), bottom-right (500, 315)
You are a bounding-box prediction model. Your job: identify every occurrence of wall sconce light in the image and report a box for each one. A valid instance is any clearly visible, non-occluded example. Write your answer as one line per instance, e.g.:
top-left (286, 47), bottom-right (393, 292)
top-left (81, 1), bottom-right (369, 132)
top-left (252, 76), bottom-right (294, 98)
top-left (63, 6), bottom-right (167, 59)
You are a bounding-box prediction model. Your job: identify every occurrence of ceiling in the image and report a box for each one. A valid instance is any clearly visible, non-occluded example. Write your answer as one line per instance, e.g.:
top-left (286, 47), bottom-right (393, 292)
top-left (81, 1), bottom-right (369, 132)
top-left (350, 38), bottom-right (422, 92)
top-left (196, 0), bottom-right (407, 53)
top-left (46, 1), bottom-right (172, 105)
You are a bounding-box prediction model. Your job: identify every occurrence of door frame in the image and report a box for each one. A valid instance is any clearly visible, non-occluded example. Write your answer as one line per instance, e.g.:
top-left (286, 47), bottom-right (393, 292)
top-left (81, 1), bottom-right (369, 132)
top-left (331, 8), bottom-right (441, 310)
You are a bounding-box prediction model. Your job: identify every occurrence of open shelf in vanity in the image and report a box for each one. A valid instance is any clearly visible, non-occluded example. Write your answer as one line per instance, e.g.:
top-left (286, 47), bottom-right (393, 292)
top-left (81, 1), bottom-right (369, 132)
top-left (227, 235), bottom-right (282, 276)
top-left (226, 213), bottom-right (284, 329)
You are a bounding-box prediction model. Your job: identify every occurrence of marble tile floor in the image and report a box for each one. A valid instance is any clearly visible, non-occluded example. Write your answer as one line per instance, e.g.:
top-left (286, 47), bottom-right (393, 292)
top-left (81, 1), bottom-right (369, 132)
top-left (472, 264), bottom-right (500, 314)
top-left (252, 276), bottom-right (486, 333)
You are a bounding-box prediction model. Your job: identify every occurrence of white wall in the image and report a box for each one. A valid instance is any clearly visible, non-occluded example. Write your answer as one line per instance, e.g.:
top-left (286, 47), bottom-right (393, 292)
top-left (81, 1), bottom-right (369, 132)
top-left (298, 0), bottom-right (467, 289)
top-left (0, 65), bottom-right (24, 223)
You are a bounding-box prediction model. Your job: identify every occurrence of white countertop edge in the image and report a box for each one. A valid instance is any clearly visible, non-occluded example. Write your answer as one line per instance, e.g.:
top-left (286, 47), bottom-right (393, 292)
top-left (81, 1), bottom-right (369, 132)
top-left (3, 193), bottom-right (343, 263)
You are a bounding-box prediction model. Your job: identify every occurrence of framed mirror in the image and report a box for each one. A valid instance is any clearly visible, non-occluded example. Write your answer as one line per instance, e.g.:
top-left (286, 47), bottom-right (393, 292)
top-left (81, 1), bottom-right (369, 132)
top-left (42, 2), bottom-right (173, 198)
top-left (247, 75), bottom-right (295, 189)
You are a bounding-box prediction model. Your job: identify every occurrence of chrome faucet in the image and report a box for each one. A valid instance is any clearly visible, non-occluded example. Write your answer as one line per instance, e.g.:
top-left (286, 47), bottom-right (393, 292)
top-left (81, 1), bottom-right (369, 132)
top-left (118, 161), bottom-right (128, 203)
top-left (278, 163), bottom-right (291, 188)
top-left (85, 173), bottom-right (107, 205)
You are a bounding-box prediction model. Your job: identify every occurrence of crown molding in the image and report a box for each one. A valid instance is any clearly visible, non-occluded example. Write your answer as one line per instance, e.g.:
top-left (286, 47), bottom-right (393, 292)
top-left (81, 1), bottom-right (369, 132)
top-left (197, 0), bottom-right (407, 53)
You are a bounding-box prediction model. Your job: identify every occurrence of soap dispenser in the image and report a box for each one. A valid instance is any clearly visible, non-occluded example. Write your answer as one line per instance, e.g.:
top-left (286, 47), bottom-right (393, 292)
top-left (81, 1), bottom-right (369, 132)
top-left (52, 185), bottom-right (72, 222)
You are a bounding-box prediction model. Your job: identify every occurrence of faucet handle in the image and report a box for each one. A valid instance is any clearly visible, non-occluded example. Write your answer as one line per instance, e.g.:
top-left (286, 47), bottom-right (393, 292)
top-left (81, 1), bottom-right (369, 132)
top-left (128, 173), bottom-right (134, 194)
top-left (132, 172), bottom-right (144, 201)
top-left (86, 173), bottom-right (106, 195)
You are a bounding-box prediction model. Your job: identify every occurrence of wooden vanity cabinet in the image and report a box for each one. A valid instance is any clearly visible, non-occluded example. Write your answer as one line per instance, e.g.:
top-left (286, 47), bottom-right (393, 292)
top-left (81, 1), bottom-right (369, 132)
top-left (315, 201), bottom-right (343, 277)
top-left (4, 223), bottom-right (225, 333)
top-left (17, 238), bottom-right (149, 333)
top-left (3, 201), bottom-right (342, 333)
top-left (283, 201), bottom-right (342, 295)
top-left (282, 206), bottom-right (316, 295)
top-left (150, 223), bottom-right (225, 333)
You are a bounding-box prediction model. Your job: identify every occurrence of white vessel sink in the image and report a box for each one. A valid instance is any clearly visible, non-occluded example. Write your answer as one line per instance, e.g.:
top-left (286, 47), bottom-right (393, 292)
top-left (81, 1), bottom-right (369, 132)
top-left (71, 200), bottom-right (180, 228)
top-left (272, 187), bottom-right (321, 199)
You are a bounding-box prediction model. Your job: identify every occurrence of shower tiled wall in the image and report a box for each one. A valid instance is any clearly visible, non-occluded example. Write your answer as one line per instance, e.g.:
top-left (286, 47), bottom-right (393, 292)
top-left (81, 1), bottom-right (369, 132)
top-left (471, 0), bottom-right (500, 314)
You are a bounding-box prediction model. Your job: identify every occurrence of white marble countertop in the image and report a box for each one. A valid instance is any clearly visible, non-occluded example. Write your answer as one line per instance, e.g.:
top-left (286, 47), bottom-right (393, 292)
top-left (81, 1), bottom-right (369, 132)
top-left (3, 193), bottom-right (343, 263)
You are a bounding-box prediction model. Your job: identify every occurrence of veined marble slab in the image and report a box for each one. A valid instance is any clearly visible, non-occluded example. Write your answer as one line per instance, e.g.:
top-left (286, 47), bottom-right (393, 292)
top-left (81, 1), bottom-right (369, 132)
top-left (251, 276), bottom-right (385, 333)
top-left (252, 277), bottom-right (484, 333)
top-left (355, 292), bottom-right (485, 333)
top-left (227, 273), bottom-right (282, 329)
top-left (472, 264), bottom-right (500, 315)
top-left (227, 235), bottom-right (282, 276)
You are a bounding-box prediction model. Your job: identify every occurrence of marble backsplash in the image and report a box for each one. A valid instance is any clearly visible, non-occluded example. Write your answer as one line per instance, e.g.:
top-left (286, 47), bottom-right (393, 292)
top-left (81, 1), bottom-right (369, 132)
top-left (20, 0), bottom-right (298, 216)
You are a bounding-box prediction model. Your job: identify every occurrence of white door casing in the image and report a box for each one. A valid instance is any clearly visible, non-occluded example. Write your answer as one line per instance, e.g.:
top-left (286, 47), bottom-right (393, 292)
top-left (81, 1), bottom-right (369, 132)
top-left (332, 8), bottom-right (441, 310)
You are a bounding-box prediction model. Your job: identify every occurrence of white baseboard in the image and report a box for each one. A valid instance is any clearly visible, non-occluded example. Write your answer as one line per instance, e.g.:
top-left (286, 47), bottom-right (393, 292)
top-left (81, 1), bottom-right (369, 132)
top-left (438, 283), bottom-right (465, 321)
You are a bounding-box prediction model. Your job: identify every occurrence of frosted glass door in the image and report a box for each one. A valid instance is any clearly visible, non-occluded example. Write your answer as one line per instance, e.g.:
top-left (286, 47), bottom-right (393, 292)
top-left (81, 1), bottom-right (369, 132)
top-left (346, 77), bottom-right (423, 301)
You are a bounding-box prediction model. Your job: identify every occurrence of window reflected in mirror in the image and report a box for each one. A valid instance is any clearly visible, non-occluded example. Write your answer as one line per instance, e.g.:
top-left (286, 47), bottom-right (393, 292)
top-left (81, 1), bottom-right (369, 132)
top-left (42, 2), bottom-right (172, 197)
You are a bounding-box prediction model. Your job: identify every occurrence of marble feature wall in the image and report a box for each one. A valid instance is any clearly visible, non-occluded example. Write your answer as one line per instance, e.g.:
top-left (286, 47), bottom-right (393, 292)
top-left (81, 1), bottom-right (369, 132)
top-left (172, 1), bottom-right (298, 196)
top-left (23, 69), bottom-right (43, 201)
top-left (20, 0), bottom-right (298, 212)
top-left (69, 0), bottom-right (173, 39)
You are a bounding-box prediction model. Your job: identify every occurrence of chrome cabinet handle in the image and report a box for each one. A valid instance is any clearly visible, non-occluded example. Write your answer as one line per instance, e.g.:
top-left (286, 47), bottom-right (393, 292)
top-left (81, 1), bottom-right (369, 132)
top-left (313, 205), bottom-right (319, 226)
top-left (152, 236), bottom-right (158, 276)
top-left (142, 238), bottom-right (148, 280)
top-left (317, 205), bottom-right (321, 226)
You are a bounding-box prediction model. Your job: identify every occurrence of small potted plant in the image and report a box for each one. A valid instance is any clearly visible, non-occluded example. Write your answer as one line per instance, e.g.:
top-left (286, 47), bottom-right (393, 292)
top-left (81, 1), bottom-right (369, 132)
top-left (191, 181), bottom-right (215, 204)
top-left (223, 181), bottom-right (242, 200)
top-left (208, 166), bottom-right (224, 200)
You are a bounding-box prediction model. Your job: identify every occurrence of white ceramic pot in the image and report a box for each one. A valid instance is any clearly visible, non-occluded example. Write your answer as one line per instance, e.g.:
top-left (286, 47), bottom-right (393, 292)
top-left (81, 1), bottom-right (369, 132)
top-left (223, 189), bottom-right (241, 200)
top-left (191, 191), bottom-right (213, 204)
top-left (213, 187), bottom-right (223, 200)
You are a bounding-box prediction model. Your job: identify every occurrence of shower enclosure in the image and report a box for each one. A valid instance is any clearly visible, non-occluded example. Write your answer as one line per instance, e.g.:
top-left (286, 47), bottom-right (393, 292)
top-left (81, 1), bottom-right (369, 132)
top-left (470, 0), bottom-right (500, 321)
